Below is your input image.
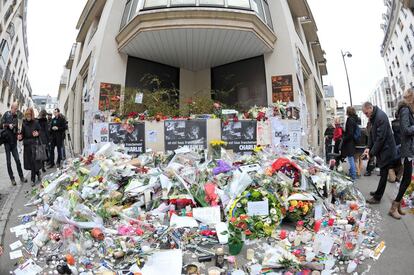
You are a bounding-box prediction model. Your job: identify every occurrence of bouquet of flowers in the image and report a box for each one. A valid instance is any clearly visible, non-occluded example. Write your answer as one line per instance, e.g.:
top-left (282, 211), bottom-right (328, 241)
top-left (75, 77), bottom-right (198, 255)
top-left (228, 188), bottom-right (283, 239)
top-left (270, 158), bottom-right (302, 188)
top-left (210, 140), bottom-right (227, 159)
top-left (285, 193), bottom-right (314, 222)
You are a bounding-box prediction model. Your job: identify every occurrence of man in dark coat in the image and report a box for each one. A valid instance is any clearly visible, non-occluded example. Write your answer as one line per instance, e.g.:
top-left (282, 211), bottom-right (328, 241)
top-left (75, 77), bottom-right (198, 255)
top-left (362, 102), bottom-right (398, 204)
top-left (49, 108), bottom-right (67, 168)
top-left (0, 102), bottom-right (27, 185)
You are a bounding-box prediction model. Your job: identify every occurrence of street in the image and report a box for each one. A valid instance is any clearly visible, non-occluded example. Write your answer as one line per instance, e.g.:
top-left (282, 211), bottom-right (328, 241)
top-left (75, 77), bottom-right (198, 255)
top-left (0, 156), bottom-right (413, 274)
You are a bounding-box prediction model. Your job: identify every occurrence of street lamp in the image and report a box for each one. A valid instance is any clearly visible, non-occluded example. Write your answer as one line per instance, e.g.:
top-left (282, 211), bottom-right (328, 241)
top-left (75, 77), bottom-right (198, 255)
top-left (341, 50), bottom-right (353, 106)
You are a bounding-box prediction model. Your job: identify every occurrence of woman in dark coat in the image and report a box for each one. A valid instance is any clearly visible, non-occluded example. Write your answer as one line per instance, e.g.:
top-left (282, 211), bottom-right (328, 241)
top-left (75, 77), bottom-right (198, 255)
top-left (18, 108), bottom-right (42, 186)
top-left (38, 110), bottom-right (49, 172)
top-left (342, 106), bottom-right (359, 181)
top-left (389, 88), bottom-right (414, 219)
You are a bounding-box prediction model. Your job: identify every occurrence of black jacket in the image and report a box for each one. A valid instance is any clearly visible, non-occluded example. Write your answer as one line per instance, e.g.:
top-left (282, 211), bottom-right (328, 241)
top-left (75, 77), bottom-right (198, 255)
top-left (396, 102), bottom-right (414, 159)
top-left (21, 119), bottom-right (42, 171)
top-left (37, 117), bottom-right (49, 145)
top-left (50, 115), bottom-right (67, 145)
top-left (342, 115), bottom-right (358, 157)
top-left (368, 106), bottom-right (397, 168)
top-left (0, 111), bottom-right (18, 144)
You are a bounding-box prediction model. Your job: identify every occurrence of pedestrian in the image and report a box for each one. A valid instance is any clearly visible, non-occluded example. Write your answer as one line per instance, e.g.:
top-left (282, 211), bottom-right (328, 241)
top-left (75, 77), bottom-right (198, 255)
top-left (49, 108), bottom-right (67, 168)
top-left (388, 116), bottom-right (403, 183)
top-left (17, 108), bottom-right (42, 186)
top-left (388, 88), bottom-right (414, 219)
top-left (37, 110), bottom-right (49, 172)
top-left (333, 118), bottom-right (343, 154)
top-left (324, 123), bottom-right (334, 163)
top-left (362, 102), bottom-right (398, 204)
top-left (0, 102), bottom-right (27, 185)
top-left (341, 106), bottom-right (359, 181)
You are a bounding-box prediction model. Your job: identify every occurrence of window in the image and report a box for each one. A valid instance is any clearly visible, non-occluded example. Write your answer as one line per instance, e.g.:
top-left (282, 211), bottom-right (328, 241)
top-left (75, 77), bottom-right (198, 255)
top-left (14, 50), bottom-right (19, 66)
top-left (405, 35), bottom-right (412, 51)
top-left (4, 6), bottom-right (12, 22)
top-left (410, 24), bottom-right (414, 37)
top-left (10, 37), bottom-right (18, 57)
top-left (227, 0), bottom-right (250, 8)
top-left (389, 66), bottom-right (393, 77)
top-left (0, 39), bottom-right (10, 67)
top-left (402, 7), bottom-right (408, 19)
top-left (398, 18), bottom-right (404, 31)
top-left (212, 56), bottom-right (267, 109)
top-left (170, 0), bottom-right (196, 6)
top-left (200, 0), bottom-right (225, 5)
top-left (400, 45), bottom-right (405, 54)
top-left (392, 61), bottom-right (395, 68)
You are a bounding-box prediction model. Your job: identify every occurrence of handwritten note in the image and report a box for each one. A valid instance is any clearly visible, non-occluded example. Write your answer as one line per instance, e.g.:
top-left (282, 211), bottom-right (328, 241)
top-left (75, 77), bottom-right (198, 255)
top-left (247, 200), bottom-right (269, 216)
top-left (193, 206), bottom-right (221, 225)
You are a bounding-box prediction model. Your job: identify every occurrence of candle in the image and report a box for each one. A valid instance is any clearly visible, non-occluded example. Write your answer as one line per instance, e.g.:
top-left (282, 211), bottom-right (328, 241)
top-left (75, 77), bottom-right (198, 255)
top-left (280, 230), bottom-right (287, 240)
top-left (246, 248), bottom-right (254, 261)
top-left (314, 220), bottom-right (322, 233)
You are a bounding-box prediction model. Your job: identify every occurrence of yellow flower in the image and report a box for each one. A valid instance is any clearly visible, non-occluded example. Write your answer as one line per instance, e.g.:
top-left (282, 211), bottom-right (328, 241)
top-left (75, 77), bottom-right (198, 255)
top-left (302, 205), bottom-right (309, 214)
top-left (290, 200), bottom-right (298, 207)
top-left (263, 223), bottom-right (274, 236)
top-left (253, 146), bottom-right (263, 153)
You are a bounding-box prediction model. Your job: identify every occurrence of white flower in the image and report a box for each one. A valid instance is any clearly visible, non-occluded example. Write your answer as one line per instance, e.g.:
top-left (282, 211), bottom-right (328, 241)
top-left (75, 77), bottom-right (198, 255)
top-left (270, 208), bottom-right (277, 215)
top-left (265, 217), bottom-right (271, 224)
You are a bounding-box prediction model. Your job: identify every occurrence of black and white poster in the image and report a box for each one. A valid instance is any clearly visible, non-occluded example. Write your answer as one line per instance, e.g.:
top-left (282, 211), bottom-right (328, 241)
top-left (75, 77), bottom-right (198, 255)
top-left (164, 120), bottom-right (207, 151)
top-left (221, 120), bottom-right (257, 153)
top-left (108, 122), bottom-right (145, 155)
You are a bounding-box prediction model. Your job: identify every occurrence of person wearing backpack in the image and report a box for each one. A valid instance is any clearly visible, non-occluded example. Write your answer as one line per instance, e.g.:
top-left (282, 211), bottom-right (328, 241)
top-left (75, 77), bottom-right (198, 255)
top-left (342, 106), bottom-right (359, 181)
top-left (388, 88), bottom-right (414, 219)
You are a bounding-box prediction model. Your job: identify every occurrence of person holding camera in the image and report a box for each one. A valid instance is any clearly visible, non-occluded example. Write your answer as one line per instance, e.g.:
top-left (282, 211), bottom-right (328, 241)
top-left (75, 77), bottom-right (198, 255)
top-left (0, 102), bottom-right (26, 185)
top-left (362, 102), bottom-right (397, 204)
top-left (387, 88), bottom-right (414, 219)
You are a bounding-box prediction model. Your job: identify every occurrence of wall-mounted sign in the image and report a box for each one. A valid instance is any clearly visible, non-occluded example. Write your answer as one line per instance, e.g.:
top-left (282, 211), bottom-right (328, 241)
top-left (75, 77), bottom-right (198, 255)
top-left (221, 120), bottom-right (257, 153)
top-left (99, 82), bottom-right (121, 111)
top-left (108, 122), bottom-right (145, 155)
top-left (164, 120), bottom-right (207, 151)
top-left (272, 74), bottom-right (293, 103)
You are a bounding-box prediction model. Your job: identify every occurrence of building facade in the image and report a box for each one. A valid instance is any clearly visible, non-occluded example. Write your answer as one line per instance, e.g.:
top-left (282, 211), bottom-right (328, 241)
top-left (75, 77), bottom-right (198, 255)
top-left (362, 77), bottom-right (394, 126)
top-left (32, 95), bottom-right (58, 114)
top-left (381, 0), bottom-right (414, 113)
top-left (323, 85), bottom-right (337, 125)
top-left (59, 0), bottom-right (328, 154)
top-left (0, 0), bottom-right (32, 114)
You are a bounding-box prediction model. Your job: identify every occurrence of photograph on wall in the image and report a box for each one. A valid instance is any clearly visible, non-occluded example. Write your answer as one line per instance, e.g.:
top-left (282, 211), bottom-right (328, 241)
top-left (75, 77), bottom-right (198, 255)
top-left (271, 74), bottom-right (294, 103)
top-left (164, 120), bottom-right (207, 151)
top-left (99, 82), bottom-right (121, 111)
top-left (108, 122), bottom-right (145, 155)
top-left (221, 120), bottom-right (257, 153)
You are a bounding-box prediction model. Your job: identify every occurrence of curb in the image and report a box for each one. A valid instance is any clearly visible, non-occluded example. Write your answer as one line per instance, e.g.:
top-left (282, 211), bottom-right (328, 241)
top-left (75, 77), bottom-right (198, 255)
top-left (0, 173), bottom-right (28, 245)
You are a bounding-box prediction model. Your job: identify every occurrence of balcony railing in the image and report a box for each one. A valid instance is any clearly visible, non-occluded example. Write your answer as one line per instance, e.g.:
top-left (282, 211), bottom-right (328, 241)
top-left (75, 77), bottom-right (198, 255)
top-left (121, 0), bottom-right (273, 30)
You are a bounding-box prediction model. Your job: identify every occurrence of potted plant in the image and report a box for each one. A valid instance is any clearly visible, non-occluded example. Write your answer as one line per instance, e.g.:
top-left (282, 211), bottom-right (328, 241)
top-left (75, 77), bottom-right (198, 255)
top-left (228, 216), bottom-right (245, 255)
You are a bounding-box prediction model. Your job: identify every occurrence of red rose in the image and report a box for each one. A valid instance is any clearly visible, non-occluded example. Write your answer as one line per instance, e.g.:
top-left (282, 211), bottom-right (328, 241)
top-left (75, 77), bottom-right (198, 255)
top-left (230, 217), bottom-right (237, 223)
top-left (245, 229), bottom-right (252, 236)
top-left (289, 206), bottom-right (295, 212)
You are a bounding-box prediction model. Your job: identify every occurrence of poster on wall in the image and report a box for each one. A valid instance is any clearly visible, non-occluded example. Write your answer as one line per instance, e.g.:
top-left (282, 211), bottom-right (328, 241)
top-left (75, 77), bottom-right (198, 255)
top-left (99, 82), bottom-right (121, 111)
top-left (92, 122), bottom-right (109, 143)
top-left (108, 122), bottom-right (145, 155)
top-left (221, 120), bottom-right (257, 153)
top-left (164, 120), bottom-right (207, 151)
top-left (270, 118), bottom-right (302, 149)
top-left (272, 74), bottom-right (294, 103)
top-left (257, 120), bottom-right (271, 146)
